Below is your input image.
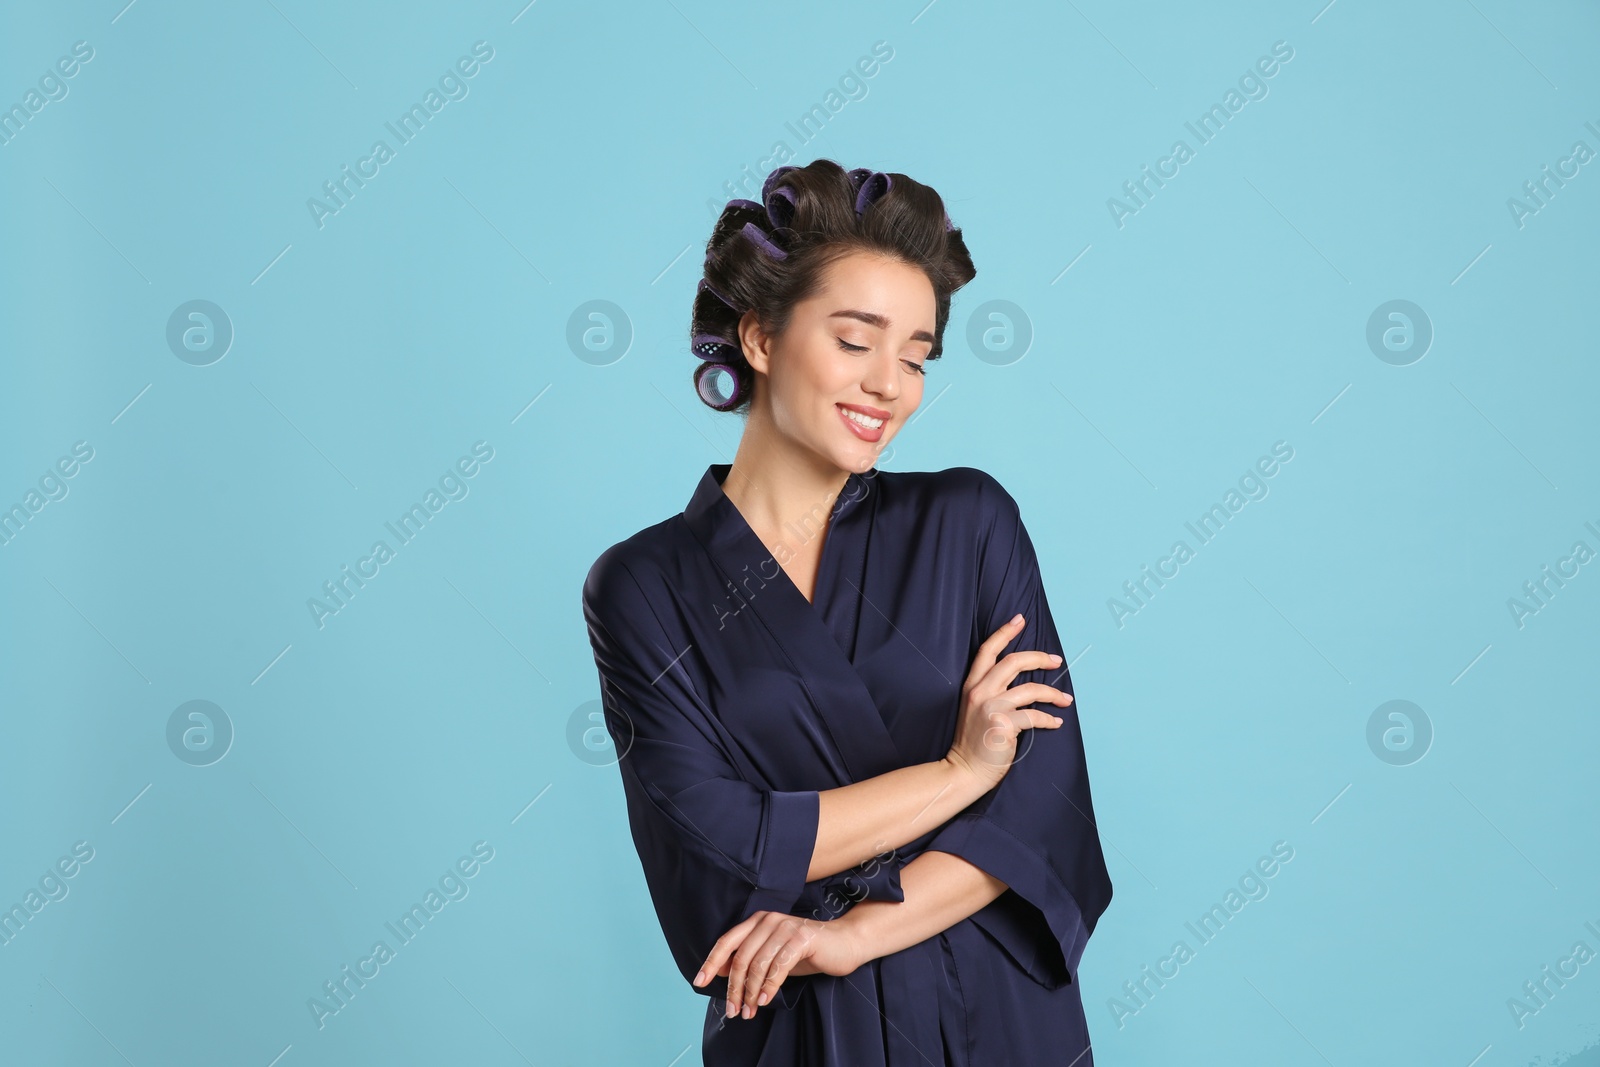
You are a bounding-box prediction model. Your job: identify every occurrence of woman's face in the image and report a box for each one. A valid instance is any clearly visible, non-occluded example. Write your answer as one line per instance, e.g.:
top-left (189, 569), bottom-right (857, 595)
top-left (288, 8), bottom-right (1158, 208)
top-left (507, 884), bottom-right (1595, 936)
top-left (740, 249), bottom-right (937, 474)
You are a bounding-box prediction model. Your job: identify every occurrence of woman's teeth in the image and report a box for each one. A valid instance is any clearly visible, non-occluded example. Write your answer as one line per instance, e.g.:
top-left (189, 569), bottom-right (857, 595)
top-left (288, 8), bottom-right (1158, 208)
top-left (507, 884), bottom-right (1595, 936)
top-left (841, 408), bottom-right (884, 429)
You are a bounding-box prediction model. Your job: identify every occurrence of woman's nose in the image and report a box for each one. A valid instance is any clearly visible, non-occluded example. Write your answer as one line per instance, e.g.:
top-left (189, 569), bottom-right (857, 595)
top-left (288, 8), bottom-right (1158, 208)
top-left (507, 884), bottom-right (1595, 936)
top-left (862, 353), bottom-right (898, 400)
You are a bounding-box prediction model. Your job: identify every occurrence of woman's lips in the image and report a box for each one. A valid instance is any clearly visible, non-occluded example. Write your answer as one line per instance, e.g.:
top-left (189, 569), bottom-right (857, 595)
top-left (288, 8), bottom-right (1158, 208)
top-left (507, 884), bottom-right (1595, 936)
top-left (837, 403), bottom-right (886, 443)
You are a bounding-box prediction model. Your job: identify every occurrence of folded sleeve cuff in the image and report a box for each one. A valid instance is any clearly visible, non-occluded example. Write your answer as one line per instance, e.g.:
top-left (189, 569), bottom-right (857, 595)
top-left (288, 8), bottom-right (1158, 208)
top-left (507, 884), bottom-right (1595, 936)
top-left (928, 813), bottom-right (1092, 984)
top-left (744, 788), bottom-right (820, 916)
top-left (843, 851), bottom-right (905, 903)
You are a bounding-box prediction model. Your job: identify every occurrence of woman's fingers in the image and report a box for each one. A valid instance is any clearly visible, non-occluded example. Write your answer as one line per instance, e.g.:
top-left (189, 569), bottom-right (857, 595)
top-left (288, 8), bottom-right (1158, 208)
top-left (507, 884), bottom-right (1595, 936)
top-left (724, 922), bottom-right (769, 1017)
top-left (742, 919), bottom-right (813, 1013)
top-left (694, 912), bottom-right (762, 996)
top-left (964, 614), bottom-right (1026, 689)
top-left (1001, 681), bottom-right (1073, 709)
top-left (972, 682), bottom-right (1071, 735)
top-left (973, 699), bottom-right (1069, 760)
top-left (710, 914), bottom-right (823, 1020)
top-left (694, 912), bottom-right (818, 1020)
top-left (1023, 707), bottom-right (1067, 731)
top-left (752, 927), bottom-right (809, 1007)
top-left (728, 913), bottom-right (799, 1018)
top-left (981, 649), bottom-right (1063, 694)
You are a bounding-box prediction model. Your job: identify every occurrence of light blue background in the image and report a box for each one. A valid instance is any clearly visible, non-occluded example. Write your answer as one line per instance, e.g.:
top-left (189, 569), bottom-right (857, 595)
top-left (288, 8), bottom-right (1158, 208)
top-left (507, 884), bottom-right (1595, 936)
top-left (2, 1), bottom-right (1597, 1064)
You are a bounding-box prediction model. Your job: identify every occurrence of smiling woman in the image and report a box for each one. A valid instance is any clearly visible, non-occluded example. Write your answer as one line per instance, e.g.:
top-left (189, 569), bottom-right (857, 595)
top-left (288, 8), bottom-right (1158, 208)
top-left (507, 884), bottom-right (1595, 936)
top-left (582, 160), bottom-right (1114, 1066)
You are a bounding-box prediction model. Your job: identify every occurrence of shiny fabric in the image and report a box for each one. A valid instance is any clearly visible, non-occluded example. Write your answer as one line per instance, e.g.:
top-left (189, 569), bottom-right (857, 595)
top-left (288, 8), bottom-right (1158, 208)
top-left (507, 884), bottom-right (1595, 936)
top-left (581, 462), bottom-right (1113, 1066)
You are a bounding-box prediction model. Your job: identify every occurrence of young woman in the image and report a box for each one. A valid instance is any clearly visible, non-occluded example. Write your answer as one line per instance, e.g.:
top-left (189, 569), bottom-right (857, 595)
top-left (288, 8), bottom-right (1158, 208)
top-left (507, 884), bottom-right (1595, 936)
top-left (581, 160), bottom-right (1113, 1066)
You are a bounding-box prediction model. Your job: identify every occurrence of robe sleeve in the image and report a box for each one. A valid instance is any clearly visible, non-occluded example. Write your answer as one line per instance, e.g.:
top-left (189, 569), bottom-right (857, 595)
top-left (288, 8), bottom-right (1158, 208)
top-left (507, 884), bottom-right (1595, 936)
top-left (923, 471), bottom-right (1114, 988)
top-left (582, 546), bottom-right (821, 999)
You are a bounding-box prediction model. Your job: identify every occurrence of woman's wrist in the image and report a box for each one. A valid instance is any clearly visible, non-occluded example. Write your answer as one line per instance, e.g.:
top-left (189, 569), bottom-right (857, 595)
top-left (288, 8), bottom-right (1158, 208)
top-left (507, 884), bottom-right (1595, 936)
top-left (831, 900), bottom-right (884, 970)
top-left (938, 751), bottom-right (997, 805)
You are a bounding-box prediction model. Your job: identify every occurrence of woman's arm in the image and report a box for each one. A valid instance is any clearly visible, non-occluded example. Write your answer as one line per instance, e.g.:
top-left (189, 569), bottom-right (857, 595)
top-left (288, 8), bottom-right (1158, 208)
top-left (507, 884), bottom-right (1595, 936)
top-left (808, 615), bottom-right (1072, 884)
top-left (806, 759), bottom-right (991, 882)
top-left (705, 847), bottom-right (1009, 1019)
top-left (705, 610), bottom-right (1072, 1017)
top-left (830, 848), bottom-right (1008, 964)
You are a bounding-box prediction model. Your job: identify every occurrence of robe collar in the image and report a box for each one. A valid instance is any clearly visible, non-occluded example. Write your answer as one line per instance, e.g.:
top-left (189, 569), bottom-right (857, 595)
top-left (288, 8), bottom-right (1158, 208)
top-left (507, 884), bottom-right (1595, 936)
top-left (683, 462), bottom-right (870, 542)
top-left (681, 462), bottom-right (907, 783)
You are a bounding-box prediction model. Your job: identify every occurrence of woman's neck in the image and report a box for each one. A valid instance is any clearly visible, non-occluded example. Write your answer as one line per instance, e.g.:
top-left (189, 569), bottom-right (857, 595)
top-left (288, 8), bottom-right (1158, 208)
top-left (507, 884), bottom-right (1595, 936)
top-left (721, 431), bottom-right (853, 563)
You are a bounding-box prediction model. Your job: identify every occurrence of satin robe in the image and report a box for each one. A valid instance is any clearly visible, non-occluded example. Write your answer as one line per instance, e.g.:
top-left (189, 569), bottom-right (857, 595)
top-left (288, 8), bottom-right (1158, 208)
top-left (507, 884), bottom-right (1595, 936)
top-left (581, 462), bottom-right (1114, 1066)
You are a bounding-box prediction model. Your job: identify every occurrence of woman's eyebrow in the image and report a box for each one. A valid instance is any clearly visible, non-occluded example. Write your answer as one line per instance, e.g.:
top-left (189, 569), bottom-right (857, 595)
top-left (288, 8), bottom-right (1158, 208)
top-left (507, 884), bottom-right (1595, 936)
top-left (829, 308), bottom-right (935, 344)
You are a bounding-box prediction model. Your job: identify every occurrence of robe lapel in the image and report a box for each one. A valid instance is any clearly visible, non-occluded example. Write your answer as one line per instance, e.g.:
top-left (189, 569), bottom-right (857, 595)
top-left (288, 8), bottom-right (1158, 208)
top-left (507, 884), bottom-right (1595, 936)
top-left (812, 468), bottom-right (869, 665)
top-left (682, 463), bottom-right (906, 784)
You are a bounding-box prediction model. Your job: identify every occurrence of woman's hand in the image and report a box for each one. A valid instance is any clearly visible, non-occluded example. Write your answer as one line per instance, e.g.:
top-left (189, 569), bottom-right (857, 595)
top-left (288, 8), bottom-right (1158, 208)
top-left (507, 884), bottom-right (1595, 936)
top-left (692, 910), bottom-right (864, 1020)
top-left (945, 613), bottom-right (1073, 790)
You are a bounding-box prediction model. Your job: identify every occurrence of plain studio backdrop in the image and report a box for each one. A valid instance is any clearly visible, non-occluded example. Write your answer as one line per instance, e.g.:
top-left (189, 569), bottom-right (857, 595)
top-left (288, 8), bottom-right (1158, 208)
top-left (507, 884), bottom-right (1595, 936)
top-left (1, 1), bottom-right (1597, 1064)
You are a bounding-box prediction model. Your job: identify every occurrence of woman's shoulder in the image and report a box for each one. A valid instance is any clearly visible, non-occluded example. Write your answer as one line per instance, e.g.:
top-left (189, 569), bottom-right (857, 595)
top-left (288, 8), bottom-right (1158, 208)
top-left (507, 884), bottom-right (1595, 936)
top-left (876, 465), bottom-right (1020, 517)
top-left (581, 514), bottom-right (688, 614)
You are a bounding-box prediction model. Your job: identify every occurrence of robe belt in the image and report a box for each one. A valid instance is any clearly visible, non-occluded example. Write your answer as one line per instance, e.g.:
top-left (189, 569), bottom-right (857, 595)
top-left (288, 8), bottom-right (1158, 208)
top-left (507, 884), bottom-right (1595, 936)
top-left (789, 845), bottom-right (967, 1065)
top-left (878, 931), bottom-right (965, 1067)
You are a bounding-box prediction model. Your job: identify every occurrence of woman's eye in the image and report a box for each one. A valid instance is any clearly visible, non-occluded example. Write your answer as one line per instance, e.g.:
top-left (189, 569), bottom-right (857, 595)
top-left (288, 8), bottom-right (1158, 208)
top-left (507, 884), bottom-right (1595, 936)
top-left (836, 338), bottom-right (868, 353)
top-left (903, 360), bottom-right (927, 376)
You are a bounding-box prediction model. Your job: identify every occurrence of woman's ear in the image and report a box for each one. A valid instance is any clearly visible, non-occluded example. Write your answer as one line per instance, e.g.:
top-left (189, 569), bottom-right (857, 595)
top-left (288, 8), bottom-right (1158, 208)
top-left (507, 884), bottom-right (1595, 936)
top-left (737, 310), bottom-right (773, 375)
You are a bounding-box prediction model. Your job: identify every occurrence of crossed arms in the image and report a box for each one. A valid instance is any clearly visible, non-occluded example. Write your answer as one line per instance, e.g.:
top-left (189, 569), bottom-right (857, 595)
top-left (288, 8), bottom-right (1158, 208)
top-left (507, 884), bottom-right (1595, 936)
top-left (695, 755), bottom-right (1010, 1019)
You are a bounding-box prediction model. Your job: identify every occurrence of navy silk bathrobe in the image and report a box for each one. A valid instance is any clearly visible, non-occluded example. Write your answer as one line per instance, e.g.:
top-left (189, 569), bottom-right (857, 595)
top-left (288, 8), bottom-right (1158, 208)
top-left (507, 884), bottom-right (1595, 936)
top-left (581, 462), bottom-right (1113, 1066)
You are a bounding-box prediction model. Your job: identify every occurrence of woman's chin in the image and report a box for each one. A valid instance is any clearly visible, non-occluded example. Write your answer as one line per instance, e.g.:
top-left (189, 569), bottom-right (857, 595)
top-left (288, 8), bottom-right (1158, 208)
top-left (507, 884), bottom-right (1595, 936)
top-left (811, 432), bottom-right (891, 475)
top-left (850, 442), bottom-right (889, 472)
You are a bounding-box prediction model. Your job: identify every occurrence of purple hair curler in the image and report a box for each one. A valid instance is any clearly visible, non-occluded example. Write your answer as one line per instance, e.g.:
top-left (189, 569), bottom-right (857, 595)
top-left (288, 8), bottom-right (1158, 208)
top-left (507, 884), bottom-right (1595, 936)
top-left (853, 171), bottom-right (892, 218)
top-left (847, 166), bottom-right (954, 230)
top-left (691, 332), bottom-right (741, 363)
top-left (764, 183), bottom-right (797, 230)
top-left (697, 277), bottom-right (743, 313)
top-left (741, 221), bottom-right (788, 260)
top-left (694, 360), bottom-right (745, 411)
top-left (760, 165), bottom-right (799, 209)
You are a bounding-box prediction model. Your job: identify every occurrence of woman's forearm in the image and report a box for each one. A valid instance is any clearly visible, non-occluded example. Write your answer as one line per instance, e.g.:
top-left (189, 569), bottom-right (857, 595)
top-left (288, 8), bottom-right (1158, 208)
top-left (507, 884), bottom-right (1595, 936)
top-left (834, 849), bottom-right (1008, 962)
top-left (807, 759), bottom-right (990, 882)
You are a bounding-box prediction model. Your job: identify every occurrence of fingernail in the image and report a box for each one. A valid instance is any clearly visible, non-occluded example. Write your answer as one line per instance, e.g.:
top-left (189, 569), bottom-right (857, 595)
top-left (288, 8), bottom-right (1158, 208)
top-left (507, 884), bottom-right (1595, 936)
top-left (1050, 654), bottom-right (1062, 663)
top-left (1053, 716), bottom-right (1063, 724)
top-left (694, 970), bottom-right (705, 985)
top-left (758, 992), bottom-right (769, 1005)
top-left (744, 1003), bottom-right (755, 1018)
